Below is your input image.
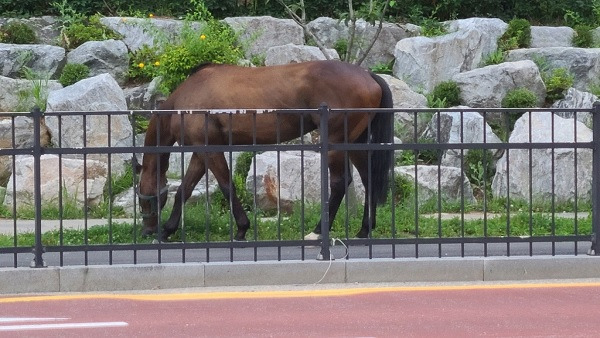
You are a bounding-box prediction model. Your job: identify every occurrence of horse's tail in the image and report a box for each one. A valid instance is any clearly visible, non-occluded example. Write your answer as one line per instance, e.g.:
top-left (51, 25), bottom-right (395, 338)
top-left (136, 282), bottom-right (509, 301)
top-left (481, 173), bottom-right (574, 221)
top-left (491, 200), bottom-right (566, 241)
top-left (369, 72), bottom-right (394, 205)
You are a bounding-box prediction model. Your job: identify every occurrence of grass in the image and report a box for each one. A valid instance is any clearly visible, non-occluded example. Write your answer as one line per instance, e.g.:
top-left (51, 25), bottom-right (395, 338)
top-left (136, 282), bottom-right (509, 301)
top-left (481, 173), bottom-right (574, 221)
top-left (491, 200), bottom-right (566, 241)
top-left (0, 195), bottom-right (592, 247)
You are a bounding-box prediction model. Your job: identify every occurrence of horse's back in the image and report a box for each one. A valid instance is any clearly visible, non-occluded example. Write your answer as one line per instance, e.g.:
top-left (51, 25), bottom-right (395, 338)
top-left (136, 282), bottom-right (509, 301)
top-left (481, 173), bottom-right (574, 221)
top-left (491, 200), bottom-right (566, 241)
top-left (163, 60), bottom-right (383, 110)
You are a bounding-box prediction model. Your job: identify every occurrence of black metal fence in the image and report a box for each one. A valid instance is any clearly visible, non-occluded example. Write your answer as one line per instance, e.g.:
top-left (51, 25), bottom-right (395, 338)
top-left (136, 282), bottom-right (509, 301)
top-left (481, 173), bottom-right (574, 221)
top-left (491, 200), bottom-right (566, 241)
top-left (1, 104), bottom-right (599, 268)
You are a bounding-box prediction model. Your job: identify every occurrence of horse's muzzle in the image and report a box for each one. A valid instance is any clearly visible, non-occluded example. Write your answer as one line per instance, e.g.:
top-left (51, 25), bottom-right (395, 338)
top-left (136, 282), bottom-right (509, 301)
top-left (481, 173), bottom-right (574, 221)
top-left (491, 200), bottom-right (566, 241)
top-left (136, 185), bottom-right (169, 219)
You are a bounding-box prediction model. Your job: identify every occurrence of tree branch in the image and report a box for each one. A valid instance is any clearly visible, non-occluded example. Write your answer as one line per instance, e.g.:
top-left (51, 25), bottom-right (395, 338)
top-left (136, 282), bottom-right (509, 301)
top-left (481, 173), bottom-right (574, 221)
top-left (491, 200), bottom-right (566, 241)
top-left (355, 0), bottom-right (391, 67)
top-left (276, 0), bottom-right (333, 60)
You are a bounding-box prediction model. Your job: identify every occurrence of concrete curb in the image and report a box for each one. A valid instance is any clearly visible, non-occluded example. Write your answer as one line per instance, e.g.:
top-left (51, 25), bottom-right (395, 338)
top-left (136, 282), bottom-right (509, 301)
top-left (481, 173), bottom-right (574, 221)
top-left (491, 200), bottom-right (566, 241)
top-left (2, 256), bottom-right (600, 294)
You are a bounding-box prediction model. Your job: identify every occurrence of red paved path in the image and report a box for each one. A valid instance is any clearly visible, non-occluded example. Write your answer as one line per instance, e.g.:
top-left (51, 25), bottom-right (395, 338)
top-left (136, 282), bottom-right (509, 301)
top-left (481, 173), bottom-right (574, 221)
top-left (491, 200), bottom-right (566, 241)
top-left (1, 282), bottom-right (600, 337)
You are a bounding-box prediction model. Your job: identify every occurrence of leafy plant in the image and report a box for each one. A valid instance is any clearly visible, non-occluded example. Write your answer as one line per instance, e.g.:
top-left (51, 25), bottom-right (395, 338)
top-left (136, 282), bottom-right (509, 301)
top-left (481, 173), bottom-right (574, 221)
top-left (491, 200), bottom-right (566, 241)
top-left (431, 81), bottom-right (461, 108)
top-left (59, 63), bottom-right (90, 86)
top-left (483, 49), bottom-right (505, 66)
top-left (392, 173), bottom-right (413, 204)
top-left (369, 60), bottom-right (394, 75)
top-left (464, 149), bottom-right (496, 200)
top-left (498, 18), bottom-right (531, 51)
top-left (157, 20), bottom-right (243, 94)
top-left (333, 38), bottom-right (348, 61)
top-left (572, 24), bottom-right (594, 48)
top-left (409, 4), bottom-right (447, 37)
top-left (128, 44), bottom-right (162, 83)
top-left (61, 14), bottom-right (121, 49)
top-left (588, 81), bottom-right (600, 97)
top-left (501, 88), bottom-right (538, 108)
top-left (17, 65), bottom-right (50, 112)
top-left (544, 67), bottom-right (574, 102)
top-left (0, 21), bottom-right (37, 44)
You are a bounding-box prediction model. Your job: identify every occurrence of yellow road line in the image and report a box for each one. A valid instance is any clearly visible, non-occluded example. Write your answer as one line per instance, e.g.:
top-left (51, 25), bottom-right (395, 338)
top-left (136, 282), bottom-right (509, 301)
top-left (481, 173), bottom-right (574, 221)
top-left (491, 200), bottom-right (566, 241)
top-left (2, 282), bottom-right (600, 303)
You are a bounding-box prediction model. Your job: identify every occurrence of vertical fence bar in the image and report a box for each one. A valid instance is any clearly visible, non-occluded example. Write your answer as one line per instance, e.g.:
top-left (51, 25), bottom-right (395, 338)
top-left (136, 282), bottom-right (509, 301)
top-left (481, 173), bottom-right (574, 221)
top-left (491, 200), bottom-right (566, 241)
top-left (319, 103), bottom-right (331, 260)
top-left (590, 102), bottom-right (600, 255)
top-left (31, 107), bottom-right (45, 268)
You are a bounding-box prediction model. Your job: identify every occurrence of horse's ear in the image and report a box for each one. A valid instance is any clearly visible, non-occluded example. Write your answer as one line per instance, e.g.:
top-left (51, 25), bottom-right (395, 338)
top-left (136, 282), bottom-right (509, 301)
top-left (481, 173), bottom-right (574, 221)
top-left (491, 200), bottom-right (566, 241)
top-left (132, 156), bottom-right (142, 174)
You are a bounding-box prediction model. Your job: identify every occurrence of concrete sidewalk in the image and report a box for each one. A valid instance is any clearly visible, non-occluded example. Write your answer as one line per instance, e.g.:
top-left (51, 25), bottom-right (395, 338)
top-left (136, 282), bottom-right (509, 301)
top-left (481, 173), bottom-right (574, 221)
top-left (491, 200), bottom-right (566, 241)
top-left (1, 255), bottom-right (600, 294)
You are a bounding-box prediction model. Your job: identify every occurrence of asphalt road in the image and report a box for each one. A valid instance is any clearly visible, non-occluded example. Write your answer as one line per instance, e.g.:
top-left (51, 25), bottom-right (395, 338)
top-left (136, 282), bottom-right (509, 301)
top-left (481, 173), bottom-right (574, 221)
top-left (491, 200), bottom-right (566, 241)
top-left (1, 281), bottom-right (599, 337)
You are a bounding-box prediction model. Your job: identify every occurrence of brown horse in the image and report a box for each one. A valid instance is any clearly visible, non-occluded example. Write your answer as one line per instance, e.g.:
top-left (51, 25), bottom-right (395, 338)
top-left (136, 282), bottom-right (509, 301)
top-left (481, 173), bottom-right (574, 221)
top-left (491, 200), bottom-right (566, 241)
top-left (136, 60), bottom-right (393, 241)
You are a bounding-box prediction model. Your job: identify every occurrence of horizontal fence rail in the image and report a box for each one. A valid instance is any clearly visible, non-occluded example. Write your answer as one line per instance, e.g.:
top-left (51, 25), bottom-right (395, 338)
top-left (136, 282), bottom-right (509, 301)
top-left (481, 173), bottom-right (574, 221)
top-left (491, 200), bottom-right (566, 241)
top-left (0, 105), bottom-right (599, 268)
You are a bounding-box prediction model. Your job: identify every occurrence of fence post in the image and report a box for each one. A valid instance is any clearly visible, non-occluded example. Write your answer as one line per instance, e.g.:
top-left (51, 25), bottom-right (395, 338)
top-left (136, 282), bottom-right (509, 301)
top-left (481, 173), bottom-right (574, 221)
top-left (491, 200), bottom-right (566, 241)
top-left (30, 107), bottom-right (46, 268)
top-left (318, 103), bottom-right (331, 260)
top-left (591, 102), bottom-right (600, 255)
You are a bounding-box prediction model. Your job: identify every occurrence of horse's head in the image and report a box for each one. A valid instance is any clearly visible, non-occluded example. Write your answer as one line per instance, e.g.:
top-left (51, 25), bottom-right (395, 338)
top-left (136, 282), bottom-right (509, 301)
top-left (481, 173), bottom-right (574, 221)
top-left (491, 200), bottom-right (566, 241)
top-left (133, 156), bottom-right (168, 237)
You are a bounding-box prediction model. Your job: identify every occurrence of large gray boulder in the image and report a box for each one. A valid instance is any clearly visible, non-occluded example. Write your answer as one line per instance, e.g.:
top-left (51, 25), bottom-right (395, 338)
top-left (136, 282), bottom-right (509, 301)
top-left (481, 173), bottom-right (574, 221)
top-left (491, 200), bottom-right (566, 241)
top-left (0, 116), bottom-right (51, 186)
top-left (45, 73), bottom-right (133, 175)
top-left (67, 39), bottom-right (129, 86)
top-left (393, 29), bottom-right (490, 92)
top-left (551, 87), bottom-right (597, 127)
top-left (124, 77), bottom-right (164, 110)
top-left (530, 26), bottom-right (575, 48)
top-left (422, 110), bottom-right (502, 168)
top-left (0, 43), bottom-right (65, 79)
top-left (395, 165), bottom-right (476, 205)
top-left (100, 17), bottom-right (202, 52)
top-left (492, 112), bottom-right (592, 203)
top-left (445, 17), bottom-right (508, 57)
top-left (0, 16), bottom-right (62, 46)
top-left (307, 17), bottom-right (416, 68)
top-left (506, 47), bottom-right (600, 91)
top-left (0, 75), bottom-right (62, 112)
top-left (452, 60), bottom-right (546, 107)
top-left (378, 74), bottom-right (428, 108)
top-left (265, 43), bottom-right (339, 66)
top-left (4, 154), bottom-right (107, 209)
top-left (223, 16), bottom-right (304, 59)
top-left (247, 151), bottom-right (364, 212)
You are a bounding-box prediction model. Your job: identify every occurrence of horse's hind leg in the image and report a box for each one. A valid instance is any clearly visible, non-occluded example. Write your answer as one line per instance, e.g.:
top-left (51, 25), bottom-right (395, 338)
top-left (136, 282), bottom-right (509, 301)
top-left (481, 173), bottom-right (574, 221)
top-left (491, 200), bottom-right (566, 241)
top-left (309, 151), bottom-right (352, 238)
top-left (207, 152), bottom-right (251, 241)
top-left (160, 153), bottom-right (206, 241)
top-left (350, 150), bottom-right (377, 238)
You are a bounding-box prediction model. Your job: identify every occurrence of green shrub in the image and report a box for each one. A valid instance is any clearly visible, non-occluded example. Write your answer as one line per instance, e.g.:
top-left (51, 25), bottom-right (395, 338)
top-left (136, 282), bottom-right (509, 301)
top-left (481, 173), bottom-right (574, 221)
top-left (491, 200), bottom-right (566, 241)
top-left (464, 149), bottom-right (496, 200)
top-left (157, 20), bottom-right (243, 94)
top-left (333, 39), bottom-right (348, 61)
top-left (483, 49), bottom-right (505, 66)
top-left (572, 24), bottom-right (594, 48)
top-left (392, 173), bottom-right (413, 204)
top-left (431, 81), bottom-right (461, 108)
top-left (59, 63), bottom-right (90, 86)
top-left (544, 67), bottom-right (574, 102)
top-left (0, 21), bottom-right (37, 44)
top-left (128, 45), bottom-right (162, 83)
top-left (61, 14), bottom-right (121, 49)
top-left (501, 88), bottom-right (538, 108)
top-left (500, 87), bottom-right (537, 132)
top-left (498, 18), bottom-right (531, 51)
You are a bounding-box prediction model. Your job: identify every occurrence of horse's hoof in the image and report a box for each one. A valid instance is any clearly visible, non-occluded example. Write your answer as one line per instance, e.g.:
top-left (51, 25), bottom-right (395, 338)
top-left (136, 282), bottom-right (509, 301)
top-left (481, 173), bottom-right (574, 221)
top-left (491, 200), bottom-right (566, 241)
top-left (355, 230), bottom-right (370, 239)
top-left (141, 229), bottom-right (155, 238)
top-left (304, 232), bottom-right (322, 240)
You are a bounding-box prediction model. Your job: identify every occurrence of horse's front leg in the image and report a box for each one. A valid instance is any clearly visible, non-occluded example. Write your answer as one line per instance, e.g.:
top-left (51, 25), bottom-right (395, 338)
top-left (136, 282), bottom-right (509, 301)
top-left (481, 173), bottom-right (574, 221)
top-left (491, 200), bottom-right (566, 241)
top-left (208, 152), bottom-right (250, 241)
top-left (160, 153), bottom-right (206, 241)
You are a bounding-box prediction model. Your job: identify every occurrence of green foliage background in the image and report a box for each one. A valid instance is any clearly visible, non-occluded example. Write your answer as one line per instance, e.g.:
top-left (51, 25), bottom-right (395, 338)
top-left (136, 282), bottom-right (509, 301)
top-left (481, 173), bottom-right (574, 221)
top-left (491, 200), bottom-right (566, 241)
top-left (2, 0), bottom-right (600, 26)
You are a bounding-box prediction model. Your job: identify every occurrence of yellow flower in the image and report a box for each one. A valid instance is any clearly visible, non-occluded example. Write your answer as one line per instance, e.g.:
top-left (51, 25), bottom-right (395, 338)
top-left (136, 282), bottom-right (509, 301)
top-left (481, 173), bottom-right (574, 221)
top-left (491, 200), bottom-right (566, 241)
top-left (149, 13), bottom-right (154, 18)
top-left (121, 17), bottom-right (127, 23)
top-left (154, 61), bottom-right (160, 66)
top-left (138, 63), bottom-right (145, 68)
top-left (200, 34), bottom-right (206, 40)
